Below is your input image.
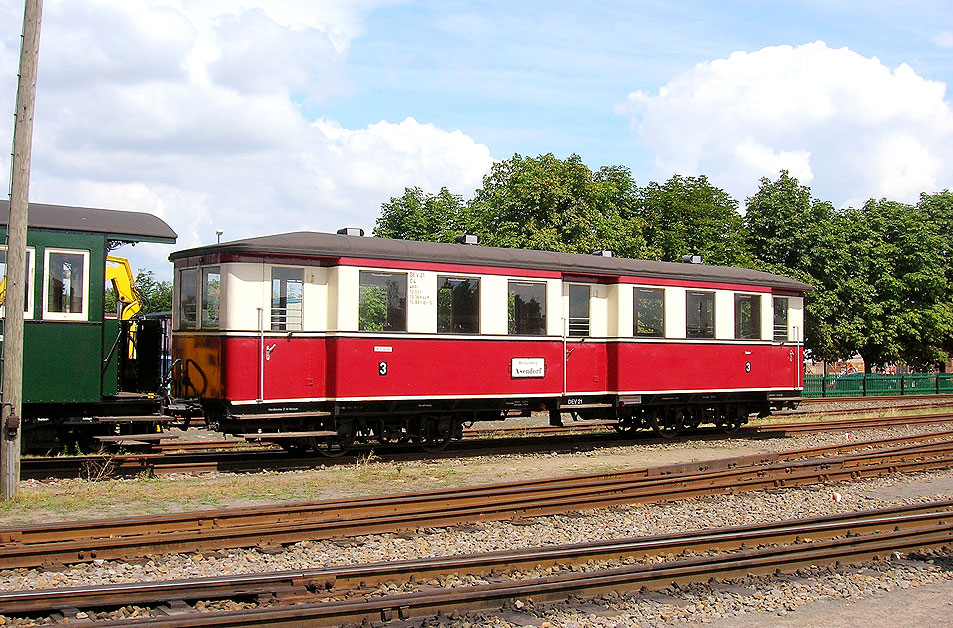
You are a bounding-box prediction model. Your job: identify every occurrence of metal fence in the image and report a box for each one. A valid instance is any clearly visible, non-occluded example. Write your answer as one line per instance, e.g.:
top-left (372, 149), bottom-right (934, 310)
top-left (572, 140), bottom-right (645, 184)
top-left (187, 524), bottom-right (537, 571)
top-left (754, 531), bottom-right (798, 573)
top-left (803, 373), bottom-right (953, 397)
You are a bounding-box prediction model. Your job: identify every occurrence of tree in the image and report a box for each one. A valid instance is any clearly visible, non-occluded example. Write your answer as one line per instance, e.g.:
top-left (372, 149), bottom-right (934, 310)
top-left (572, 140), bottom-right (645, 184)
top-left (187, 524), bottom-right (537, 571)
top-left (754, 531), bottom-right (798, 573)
top-left (826, 200), bottom-right (950, 371)
top-left (635, 175), bottom-right (750, 265)
top-left (743, 171), bottom-right (844, 360)
top-left (374, 187), bottom-right (466, 242)
top-left (464, 153), bottom-right (648, 256)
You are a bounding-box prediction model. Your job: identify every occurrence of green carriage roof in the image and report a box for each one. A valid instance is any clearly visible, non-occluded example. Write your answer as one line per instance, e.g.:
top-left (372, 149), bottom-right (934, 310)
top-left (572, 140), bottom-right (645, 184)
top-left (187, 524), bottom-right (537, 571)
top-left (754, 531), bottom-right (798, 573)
top-left (0, 200), bottom-right (177, 244)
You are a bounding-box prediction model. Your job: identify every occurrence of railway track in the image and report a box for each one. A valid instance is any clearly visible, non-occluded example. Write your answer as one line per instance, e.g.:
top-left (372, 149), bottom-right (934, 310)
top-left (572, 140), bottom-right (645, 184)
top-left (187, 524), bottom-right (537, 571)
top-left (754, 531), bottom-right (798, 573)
top-left (21, 409), bottom-right (953, 479)
top-left (2, 501), bottom-right (952, 625)
top-left (5, 430), bottom-right (953, 570)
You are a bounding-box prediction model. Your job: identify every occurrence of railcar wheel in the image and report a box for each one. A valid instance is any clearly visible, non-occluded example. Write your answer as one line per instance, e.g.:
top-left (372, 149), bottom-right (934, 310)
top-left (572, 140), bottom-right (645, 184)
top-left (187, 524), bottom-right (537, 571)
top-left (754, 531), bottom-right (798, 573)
top-left (313, 419), bottom-right (357, 458)
top-left (719, 405), bottom-right (746, 434)
top-left (415, 415), bottom-right (453, 453)
top-left (613, 409), bottom-right (638, 436)
top-left (648, 409), bottom-right (680, 438)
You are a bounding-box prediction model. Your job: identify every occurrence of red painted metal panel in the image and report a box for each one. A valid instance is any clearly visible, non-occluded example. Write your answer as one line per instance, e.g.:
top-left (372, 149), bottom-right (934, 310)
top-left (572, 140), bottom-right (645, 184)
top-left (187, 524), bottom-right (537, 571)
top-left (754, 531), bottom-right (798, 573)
top-left (328, 337), bottom-right (564, 399)
top-left (613, 341), bottom-right (802, 393)
top-left (203, 335), bottom-right (803, 404)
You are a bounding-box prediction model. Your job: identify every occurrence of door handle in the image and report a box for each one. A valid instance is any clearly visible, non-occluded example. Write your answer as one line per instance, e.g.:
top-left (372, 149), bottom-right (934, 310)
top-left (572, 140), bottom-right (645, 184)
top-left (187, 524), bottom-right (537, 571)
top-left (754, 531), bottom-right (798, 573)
top-left (265, 344), bottom-right (277, 361)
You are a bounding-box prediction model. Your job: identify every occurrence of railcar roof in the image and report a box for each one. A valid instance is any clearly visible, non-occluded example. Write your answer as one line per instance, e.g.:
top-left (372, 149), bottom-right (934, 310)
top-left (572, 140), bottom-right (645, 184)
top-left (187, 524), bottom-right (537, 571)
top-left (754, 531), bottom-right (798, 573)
top-left (0, 200), bottom-right (177, 244)
top-left (171, 231), bottom-right (811, 292)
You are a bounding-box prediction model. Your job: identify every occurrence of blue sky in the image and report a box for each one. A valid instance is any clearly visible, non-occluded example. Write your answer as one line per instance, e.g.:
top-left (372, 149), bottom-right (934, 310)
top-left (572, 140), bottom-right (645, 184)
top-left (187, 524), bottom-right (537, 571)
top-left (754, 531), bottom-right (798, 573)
top-left (1, 1), bottom-right (952, 274)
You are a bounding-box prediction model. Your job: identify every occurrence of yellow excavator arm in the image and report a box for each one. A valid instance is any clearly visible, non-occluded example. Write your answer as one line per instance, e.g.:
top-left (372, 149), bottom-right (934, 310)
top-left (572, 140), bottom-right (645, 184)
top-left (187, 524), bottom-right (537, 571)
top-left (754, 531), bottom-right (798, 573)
top-left (106, 255), bottom-right (143, 320)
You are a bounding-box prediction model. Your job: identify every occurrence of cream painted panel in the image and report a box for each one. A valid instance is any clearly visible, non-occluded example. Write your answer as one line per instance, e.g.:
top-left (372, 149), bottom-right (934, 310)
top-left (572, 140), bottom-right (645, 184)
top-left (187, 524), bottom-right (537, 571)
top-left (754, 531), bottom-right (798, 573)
top-left (546, 278), bottom-right (562, 336)
top-left (589, 284), bottom-right (608, 338)
top-left (408, 270), bottom-right (436, 334)
top-left (789, 296), bottom-right (805, 342)
top-left (301, 266), bottom-right (328, 332)
top-left (608, 284), bottom-right (629, 338)
top-left (714, 291), bottom-right (733, 340)
top-left (482, 275), bottom-right (508, 335)
top-left (665, 287), bottom-right (686, 339)
top-left (333, 266), bottom-right (359, 332)
top-left (222, 262), bottom-right (265, 331)
top-left (760, 294), bottom-right (773, 340)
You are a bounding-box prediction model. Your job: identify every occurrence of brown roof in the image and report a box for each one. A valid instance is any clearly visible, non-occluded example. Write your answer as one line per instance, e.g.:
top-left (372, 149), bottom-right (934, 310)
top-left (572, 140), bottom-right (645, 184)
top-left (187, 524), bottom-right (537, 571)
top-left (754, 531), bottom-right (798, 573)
top-left (0, 200), bottom-right (177, 244)
top-left (171, 231), bottom-right (811, 292)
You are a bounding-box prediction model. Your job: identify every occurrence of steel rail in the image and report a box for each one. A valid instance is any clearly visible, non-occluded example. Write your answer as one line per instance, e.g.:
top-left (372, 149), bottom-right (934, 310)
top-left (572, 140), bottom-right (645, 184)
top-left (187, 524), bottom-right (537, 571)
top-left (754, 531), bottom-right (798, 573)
top-left (4, 435), bottom-right (953, 568)
top-left (2, 501), bottom-right (951, 618)
top-left (24, 508), bottom-right (953, 627)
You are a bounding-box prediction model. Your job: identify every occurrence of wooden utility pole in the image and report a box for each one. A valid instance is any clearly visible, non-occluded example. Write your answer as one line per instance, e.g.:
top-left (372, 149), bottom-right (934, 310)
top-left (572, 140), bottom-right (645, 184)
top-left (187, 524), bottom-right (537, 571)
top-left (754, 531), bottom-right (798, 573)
top-left (2, 0), bottom-right (43, 500)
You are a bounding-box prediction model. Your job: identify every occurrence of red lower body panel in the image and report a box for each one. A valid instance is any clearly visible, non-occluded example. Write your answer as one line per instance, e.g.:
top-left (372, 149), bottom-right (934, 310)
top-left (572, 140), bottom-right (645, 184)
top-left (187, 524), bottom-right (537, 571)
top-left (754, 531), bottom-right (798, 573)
top-left (173, 334), bottom-right (803, 404)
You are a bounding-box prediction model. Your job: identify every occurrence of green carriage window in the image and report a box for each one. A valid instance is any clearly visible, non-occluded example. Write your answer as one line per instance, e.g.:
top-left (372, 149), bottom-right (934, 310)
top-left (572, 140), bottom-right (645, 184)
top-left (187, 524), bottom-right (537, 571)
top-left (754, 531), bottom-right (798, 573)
top-left (359, 271), bottom-right (407, 332)
top-left (634, 288), bottom-right (664, 337)
top-left (734, 293), bottom-right (762, 340)
top-left (272, 267), bottom-right (303, 331)
top-left (437, 276), bottom-right (479, 334)
top-left (201, 267), bottom-right (221, 329)
top-left (44, 249), bottom-right (89, 320)
top-left (0, 247), bottom-right (34, 316)
top-left (508, 280), bottom-right (546, 335)
top-left (178, 269), bottom-right (198, 329)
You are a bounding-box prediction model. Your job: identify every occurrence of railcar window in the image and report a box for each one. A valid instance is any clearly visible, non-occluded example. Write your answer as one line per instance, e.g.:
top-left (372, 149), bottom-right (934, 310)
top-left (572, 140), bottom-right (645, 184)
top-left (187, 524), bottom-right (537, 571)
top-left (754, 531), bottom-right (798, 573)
top-left (568, 284), bottom-right (590, 337)
top-left (437, 276), bottom-right (479, 334)
top-left (201, 267), bottom-right (221, 329)
top-left (178, 269), bottom-right (198, 328)
top-left (0, 246), bottom-right (35, 316)
top-left (359, 271), bottom-right (407, 332)
top-left (634, 287), bottom-right (665, 337)
top-left (272, 267), bottom-right (303, 331)
top-left (44, 249), bottom-right (88, 320)
top-left (774, 296), bottom-right (789, 341)
top-left (734, 293), bottom-right (762, 340)
top-left (508, 280), bottom-right (546, 335)
top-left (686, 291), bottom-right (714, 339)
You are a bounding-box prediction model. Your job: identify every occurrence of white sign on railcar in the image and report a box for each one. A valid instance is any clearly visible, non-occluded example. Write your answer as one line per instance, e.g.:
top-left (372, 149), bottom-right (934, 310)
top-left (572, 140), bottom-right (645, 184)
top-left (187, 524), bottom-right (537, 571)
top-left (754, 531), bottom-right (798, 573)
top-left (511, 358), bottom-right (545, 378)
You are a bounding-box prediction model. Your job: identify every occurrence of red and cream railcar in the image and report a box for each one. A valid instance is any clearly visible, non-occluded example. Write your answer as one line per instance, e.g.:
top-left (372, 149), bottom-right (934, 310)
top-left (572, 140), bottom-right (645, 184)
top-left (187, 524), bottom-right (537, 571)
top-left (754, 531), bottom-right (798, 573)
top-left (170, 231), bottom-right (809, 453)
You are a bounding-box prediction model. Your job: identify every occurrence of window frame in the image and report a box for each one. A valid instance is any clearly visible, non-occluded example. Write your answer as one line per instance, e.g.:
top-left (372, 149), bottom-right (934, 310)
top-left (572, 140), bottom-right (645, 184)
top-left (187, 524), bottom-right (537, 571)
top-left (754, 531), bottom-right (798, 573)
top-left (685, 290), bottom-right (715, 339)
top-left (359, 270), bottom-right (408, 332)
top-left (508, 280), bottom-right (547, 336)
top-left (271, 266), bottom-right (304, 331)
top-left (176, 268), bottom-right (199, 330)
top-left (633, 287), bottom-right (665, 338)
top-left (567, 284), bottom-right (591, 337)
top-left (42, 247), bottom-right (90, 322)
top-left (773, 296), bottom-right (789, 342)
top-left (0, 245), bottom-right (36, 319)
top-left (437, 275), bottom-right (480, 334)
top-left (734, 293), bottom-right (763, 340)
top-left (200, 266), bottom-right (222, 329)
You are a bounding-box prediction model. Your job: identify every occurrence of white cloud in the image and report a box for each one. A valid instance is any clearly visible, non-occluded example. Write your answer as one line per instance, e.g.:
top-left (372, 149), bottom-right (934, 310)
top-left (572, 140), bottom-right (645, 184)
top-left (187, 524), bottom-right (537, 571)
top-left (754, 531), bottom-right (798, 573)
top-left (0, 0), bottom-right (492, 276)
top-left (619, 41), bottom-right (953, 206)
top-left (936, 31), bottom-right (953, 48)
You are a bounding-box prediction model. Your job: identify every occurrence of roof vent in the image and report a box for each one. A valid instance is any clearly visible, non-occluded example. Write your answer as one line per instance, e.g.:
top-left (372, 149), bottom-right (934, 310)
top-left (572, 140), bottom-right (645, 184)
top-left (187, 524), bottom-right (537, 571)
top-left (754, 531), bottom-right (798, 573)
top-left (337, 227), bottom-right (365, 237)
top-left (682, 254), bottom-right (703, 264)
top-left (593, 249), bottom-right (614, 257)
top-left (455, 233), bottom-right (479, 245)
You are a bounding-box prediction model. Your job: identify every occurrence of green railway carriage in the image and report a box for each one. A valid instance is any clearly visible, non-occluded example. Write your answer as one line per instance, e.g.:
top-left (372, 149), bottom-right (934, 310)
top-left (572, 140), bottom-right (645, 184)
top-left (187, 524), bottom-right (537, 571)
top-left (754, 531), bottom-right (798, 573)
top-left (0, 200), bottom-right (177, 450)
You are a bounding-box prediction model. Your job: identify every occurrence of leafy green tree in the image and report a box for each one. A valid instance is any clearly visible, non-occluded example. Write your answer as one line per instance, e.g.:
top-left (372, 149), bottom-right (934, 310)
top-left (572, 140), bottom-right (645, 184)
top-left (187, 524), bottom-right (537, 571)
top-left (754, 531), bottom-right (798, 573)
top-left (464, 153), bottom-right (648, 256)
top-left (374, 186), bottom-right (466, 242)
top-left (829, 200), bottom-right (950, 371)
top-left (635, 174), bottom-right (750, 265)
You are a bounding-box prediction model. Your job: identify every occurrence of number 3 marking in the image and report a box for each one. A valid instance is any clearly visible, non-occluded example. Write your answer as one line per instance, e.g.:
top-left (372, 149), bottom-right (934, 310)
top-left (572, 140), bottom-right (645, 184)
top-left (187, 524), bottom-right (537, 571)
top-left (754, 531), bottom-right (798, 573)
top-left (379, 361), bottom-right (388, 376)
